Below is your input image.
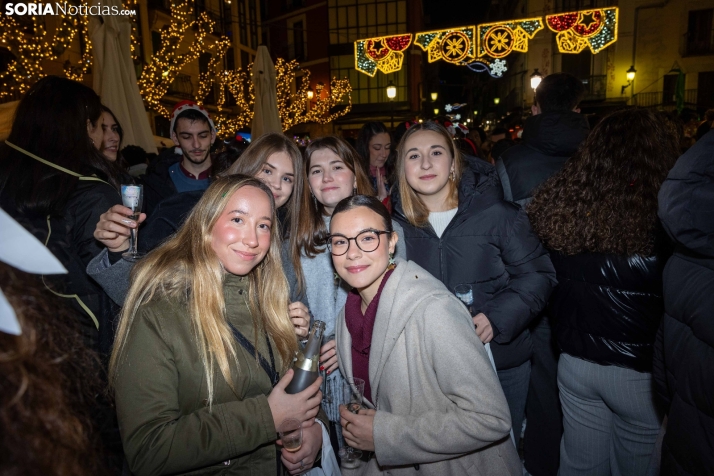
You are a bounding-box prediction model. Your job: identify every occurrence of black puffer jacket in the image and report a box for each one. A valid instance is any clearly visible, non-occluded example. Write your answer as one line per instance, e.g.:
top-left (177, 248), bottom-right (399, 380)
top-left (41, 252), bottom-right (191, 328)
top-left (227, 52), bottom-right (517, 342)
top-left (392, 157), bottom-right (557, 370)
top-left (142, 148), bottom-right (180, 216)
top-left (549, 235), bottom-right (671, 372)
top-left (654, 130), bottom-right (714, 476)
top-left (496, 111), bottom-right (589, 206)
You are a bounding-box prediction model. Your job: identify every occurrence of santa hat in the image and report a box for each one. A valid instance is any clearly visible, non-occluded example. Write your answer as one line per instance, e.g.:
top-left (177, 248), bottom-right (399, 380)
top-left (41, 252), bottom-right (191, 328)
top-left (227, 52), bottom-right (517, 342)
top-left (169, 100), bottom-right (216, 134)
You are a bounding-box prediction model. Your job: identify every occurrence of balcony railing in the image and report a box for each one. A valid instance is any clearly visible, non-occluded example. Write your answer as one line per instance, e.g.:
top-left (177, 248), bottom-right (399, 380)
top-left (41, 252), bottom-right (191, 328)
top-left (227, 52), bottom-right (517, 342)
top-left (632, 89), bottom-right (698, 109)
top-left (167, 73), bottom-right (194, 99)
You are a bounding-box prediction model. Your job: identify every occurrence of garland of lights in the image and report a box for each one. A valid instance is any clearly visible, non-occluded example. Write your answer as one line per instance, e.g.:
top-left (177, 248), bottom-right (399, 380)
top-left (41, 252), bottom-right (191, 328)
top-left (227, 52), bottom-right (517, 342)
top-left (415, 26), bottom-right (477, 64)
top-left (354, 34), bottom-right (412, 76)
top-left (477, 17), bottom-right (544, 59)
top-left (546, 7), bottom-right (618, 54)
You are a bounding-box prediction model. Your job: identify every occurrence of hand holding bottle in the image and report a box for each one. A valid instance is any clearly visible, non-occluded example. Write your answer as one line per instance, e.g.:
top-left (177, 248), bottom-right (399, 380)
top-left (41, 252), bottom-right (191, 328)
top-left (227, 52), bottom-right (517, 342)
top-left (268, 369), bottom-right (323, 431)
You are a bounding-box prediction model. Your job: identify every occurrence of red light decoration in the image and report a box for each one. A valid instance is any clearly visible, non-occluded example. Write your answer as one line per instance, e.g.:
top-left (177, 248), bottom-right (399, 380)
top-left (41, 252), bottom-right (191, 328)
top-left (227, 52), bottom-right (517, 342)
top-left (386, 34), bottom-right (412, 52)
top-left (546, 13), bottom-right (578, 32)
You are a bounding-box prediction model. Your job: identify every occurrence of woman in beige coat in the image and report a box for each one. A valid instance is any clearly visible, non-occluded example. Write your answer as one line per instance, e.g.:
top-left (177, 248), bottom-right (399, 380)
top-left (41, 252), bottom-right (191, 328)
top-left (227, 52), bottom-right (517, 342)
top-left (329, 195), bottom-right (522, 475)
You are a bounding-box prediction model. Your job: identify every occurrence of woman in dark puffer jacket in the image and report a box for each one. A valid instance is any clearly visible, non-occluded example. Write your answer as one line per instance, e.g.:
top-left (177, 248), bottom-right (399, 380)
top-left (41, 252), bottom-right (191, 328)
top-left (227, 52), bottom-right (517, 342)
top-left (528, 109), bottom-right (679, 476)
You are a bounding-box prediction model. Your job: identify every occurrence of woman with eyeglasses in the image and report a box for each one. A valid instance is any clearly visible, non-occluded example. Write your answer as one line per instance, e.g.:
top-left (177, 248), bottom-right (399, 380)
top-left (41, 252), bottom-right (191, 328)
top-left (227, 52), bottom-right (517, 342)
top-left (328, 194), bottom-right (521, 475)
top-left (293, 136), bottom-right (406, 451)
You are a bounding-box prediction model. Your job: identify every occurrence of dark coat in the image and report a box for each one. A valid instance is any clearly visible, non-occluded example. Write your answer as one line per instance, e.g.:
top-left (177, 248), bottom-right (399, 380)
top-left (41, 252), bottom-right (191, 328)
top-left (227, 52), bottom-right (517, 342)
top-left (549, 236), bottom-right (671, 372)
top-left (142, 149), bottom-right (180, 216)
top-left (2, 181), bottom-right (121, 354)
top-left (654, 130), bottom-right (714, 476)
top-left (392, 157), bottom-right (557, 370)
top-left (496, 111), bottom-right (589, 206)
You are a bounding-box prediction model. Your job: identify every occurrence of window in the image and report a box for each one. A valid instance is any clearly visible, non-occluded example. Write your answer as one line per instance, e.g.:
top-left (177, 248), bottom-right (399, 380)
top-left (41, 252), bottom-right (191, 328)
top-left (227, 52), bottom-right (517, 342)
top-left (199, 52), bottom-right (212, 74)
top-left (288, 18), bottom-right (306, 61)
top-left (328, 0), bottom-right (408, 105)
top-left (226, 47), bottom-right (236, 70)
top-left (238, 0), bottom-right (248, 46)
top-left (686, 9), bottom-right (714, 56)
top-left (151, 30), bottom-right (162, 55)
top-left (249, 0), bottom-right (258, 49)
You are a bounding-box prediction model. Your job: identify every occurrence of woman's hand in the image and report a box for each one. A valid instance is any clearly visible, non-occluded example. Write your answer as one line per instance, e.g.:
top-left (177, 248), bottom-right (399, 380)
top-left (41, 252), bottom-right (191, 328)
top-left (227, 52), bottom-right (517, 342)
top-left (94, 205), bottom-right (146, 252)
top-left (319, 339), bottom-right (339, 374)
top-left (268, 369), bottom-right (323, 431)
top-left (279, 421), bottom-right (323, 475)
top-left (340, 406), bottom-right (376, 452)
top-left (376, 170), bottom-right (388, 202)
top-left (472, 313), bottom-right (494, 344)
top-left (289, 302), bottom-right (310, 339)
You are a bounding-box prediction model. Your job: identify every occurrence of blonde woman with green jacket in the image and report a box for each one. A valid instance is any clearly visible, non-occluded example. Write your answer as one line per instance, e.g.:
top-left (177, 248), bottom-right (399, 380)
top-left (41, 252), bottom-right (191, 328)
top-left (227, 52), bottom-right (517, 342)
top-left (110, 176), bottom-right (326, 475)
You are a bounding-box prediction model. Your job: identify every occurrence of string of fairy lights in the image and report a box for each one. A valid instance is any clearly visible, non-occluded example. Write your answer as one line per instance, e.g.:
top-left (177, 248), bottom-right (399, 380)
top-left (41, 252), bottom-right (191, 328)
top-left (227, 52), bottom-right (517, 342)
top-left (0, 0), bottom-right (352, 135)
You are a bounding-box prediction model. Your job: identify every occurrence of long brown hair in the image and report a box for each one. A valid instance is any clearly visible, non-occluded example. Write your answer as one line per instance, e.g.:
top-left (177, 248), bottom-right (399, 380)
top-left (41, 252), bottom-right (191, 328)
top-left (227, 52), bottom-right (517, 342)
top-left (0, 263), bottom-right (107, 476)
top-left (224, 132), bottom-right (306, 293)
top-left (528, 108), bottom-right (679, 255)
top-left (296, 136), bottom-right (373, 257)
top-left (395, 121), bottom-right (463, 227)
top-left (109, 175), bottom-right (297, 406)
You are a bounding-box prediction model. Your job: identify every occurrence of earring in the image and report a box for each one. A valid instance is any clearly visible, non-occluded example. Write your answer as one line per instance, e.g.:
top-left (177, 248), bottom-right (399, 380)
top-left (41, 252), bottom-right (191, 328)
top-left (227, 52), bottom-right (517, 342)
top-left (449, 170), bottom-right (455, 181)
top-left (312, 194), bottom-right (317, 207)
top-left (388, 252), bottom-right (396, 269)
top-left (353, 186), bottom-right (357, 196)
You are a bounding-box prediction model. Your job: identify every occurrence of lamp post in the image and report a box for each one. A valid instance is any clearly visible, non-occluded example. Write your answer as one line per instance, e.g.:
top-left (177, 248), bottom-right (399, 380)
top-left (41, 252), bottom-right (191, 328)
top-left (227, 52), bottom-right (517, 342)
top-left (433, 107), bottom-right (439, 116)
top-left (430, 91), bottom-right (438, 101)
top-left (530, 68), bottom-right (543, 91)
top-left (493, 97), bottom-right (500, 105)
top-left (386, 80), bottom-right (397, 128)
top-left (621, 65), bottom-right (637, 95)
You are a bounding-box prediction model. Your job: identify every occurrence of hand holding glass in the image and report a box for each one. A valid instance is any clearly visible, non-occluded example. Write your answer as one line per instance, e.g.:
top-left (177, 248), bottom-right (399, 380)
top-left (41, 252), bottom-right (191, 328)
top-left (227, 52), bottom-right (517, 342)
top-left (120, 184), bottom-right (144, 261)
top-left (454, 284), bottom-right (475, 315)
top-left (278, 418), bottom-right (303, 453)
top-left (339, 377), bottom-right (365, 468)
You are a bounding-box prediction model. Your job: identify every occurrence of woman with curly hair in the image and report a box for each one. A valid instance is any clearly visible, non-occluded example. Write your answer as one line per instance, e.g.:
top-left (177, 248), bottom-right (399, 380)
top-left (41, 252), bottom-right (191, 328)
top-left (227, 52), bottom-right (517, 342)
top-left (527, 108), bottom-right (679, 476)
top-left (0, 262), bottom-right (109, 476)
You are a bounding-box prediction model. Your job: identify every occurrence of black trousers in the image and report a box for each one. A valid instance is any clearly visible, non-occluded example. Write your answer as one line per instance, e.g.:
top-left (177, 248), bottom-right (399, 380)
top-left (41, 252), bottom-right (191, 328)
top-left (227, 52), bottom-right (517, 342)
top-left (524, 315), bottom-right (563, 476)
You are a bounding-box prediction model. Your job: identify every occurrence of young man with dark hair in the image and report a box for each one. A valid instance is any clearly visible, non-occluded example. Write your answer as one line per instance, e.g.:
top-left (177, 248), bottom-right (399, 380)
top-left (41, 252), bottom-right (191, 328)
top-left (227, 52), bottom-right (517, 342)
top-left (143, 101), bottom-right (217, 215)
top-left (495, 72), bottom-right (589, 476)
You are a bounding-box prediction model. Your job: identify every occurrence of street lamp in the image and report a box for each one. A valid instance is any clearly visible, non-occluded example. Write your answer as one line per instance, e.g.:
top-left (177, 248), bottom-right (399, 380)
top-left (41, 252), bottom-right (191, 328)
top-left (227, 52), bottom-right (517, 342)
top-left (494, 97), bottom-right (500, 105)
top-left (386, 80), bottom-right (397, 128)
top-left (306, 87), bottom-right (314, 100)
top-left (530, 68), bottom-right (543, 91)
top-left (430, 91), bottom-right (438, 101)
top-left (621, 65), bottom-right (637, 94)
top-left (433, 108), bottom-right (439, 116)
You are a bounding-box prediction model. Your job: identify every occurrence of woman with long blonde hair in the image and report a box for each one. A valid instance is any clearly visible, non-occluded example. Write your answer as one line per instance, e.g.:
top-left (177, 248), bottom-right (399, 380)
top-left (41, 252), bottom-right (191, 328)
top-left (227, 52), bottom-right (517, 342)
top-left (110, 175), bottom-right (325, 475)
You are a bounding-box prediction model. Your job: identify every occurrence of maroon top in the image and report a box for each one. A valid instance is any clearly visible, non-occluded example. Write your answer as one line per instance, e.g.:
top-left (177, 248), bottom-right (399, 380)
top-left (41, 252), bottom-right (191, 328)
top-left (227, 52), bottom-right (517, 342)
top-left (344, 268), bottom-right (395, 405)
top-left (179, 162), bottom-right (211, 180)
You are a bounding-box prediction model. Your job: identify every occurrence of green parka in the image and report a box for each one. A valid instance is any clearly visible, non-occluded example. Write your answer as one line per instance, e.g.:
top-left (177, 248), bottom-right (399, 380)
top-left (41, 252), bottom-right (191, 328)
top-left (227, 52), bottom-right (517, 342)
top-left (114, 274), bottom-right (313, 475)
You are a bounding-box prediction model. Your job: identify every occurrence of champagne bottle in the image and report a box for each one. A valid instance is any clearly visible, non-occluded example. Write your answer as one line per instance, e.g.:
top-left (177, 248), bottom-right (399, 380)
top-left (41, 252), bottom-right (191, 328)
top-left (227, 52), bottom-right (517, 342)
top-left (285, 320), bottom-right (326, 394)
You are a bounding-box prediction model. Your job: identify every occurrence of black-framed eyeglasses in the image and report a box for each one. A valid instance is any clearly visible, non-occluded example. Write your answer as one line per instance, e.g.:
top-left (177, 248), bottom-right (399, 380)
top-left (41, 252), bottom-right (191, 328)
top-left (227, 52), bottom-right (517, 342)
top-left (326, 229), bottom-right (392, 256)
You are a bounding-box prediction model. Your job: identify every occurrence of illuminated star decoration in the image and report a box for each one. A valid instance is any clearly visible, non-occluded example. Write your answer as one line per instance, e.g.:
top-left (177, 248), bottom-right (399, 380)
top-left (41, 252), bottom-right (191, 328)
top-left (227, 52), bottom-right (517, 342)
top-left (477, 17), bottom-right (544, 59)
top-left (415, 26), bottom-right (477, 64)
top-left (546, 7), bottom-right (618, 54)
top-left (354, 34), bottom-right (413, 76)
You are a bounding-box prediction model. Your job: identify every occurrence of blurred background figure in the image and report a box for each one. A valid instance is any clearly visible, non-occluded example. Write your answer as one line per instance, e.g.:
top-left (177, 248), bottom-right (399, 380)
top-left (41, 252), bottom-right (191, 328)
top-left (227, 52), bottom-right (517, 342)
top-left (356, 121), bottom-right (393, 204)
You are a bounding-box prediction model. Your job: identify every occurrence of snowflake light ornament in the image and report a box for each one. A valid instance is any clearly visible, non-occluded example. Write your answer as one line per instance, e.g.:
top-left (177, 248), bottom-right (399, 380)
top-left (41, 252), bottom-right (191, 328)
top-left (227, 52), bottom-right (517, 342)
top-left (490, 59), bottom-right (508, 77)
top-left (444, 104), bottom-right (453, 112)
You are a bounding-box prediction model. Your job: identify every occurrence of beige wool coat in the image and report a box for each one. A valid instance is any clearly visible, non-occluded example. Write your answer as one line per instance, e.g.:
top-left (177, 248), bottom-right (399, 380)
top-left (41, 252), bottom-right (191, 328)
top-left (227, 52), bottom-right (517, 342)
top-left (336, 258), bottom-right (522, 476)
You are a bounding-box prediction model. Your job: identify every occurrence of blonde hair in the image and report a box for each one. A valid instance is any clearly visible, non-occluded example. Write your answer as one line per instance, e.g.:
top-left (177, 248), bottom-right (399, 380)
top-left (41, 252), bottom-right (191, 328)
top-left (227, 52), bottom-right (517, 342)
top-left (223, 132), bottom-right (306, 294)
top-left (395, 122), bottom-right (462, 227)
top-left (297, 136), bottom-right (374, 257)
top-left (109, 175), bottom-right (297, 406)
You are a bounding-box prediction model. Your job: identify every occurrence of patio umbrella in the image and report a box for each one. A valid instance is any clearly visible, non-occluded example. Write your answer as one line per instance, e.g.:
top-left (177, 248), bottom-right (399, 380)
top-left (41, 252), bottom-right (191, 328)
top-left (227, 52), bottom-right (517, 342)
top-left (90, 0), bottom-right (158, 154)
top-left (251, 45), bottom-right (282, 137)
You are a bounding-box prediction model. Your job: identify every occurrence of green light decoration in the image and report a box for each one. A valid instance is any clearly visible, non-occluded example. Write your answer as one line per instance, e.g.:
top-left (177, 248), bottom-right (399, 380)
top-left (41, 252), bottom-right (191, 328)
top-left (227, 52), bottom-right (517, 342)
top-left (415, 26), bottom-right (477, 64)
top-left (546, 7), bottom-right (618, 54)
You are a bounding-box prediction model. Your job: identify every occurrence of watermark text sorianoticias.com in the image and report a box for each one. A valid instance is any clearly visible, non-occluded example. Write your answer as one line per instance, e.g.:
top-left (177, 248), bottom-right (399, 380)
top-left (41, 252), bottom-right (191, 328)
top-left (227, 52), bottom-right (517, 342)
top-left (5, 3), bottom-right (137, 16)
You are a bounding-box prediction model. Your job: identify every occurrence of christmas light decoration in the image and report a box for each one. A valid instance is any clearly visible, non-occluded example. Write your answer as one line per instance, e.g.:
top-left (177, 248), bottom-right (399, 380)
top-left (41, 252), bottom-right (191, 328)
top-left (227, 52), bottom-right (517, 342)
top-left (415, 26), bottom-right (477, 64)
top-left (465, 58), bottom-right (508, 77)
top-left (354, 34), bottom-right (412, 76)
top-left (477, 17), bottom-right (543, 59)
top-left (546, 7), bottom-right (618, 54)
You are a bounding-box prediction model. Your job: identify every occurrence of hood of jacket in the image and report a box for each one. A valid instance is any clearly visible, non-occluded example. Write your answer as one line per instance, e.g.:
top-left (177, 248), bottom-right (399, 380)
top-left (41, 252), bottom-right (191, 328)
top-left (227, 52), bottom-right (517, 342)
top-left (521, 111), bottom-right (589, 158)
top-left (391, 155), bottom-right (502, 225)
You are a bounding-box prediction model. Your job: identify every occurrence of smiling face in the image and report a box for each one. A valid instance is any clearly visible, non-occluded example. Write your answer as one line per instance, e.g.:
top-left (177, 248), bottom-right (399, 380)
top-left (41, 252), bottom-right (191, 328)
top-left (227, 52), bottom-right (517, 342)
top-left (100, 111), bottom-right (121, 162)
top-left (402, 130), bottom-right (455, 210)
top-left (308, 147), bottom-right (357, 215)
top-left (368, 132), bottom-right (391, 170)
top-left (210, 186), bottom-right (273, 276)
top-left (330, 206), bottom-right (397, 299)
top-left (255, 151), bottom-right (295, 208)
top-left (172, 117), bottom-right (216, 167)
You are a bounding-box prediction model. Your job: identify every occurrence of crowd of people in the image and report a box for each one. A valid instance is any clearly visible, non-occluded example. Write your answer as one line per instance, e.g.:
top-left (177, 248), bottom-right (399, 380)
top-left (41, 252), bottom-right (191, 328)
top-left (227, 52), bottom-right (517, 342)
top-left (0, 73), bottom-right (712, 476)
